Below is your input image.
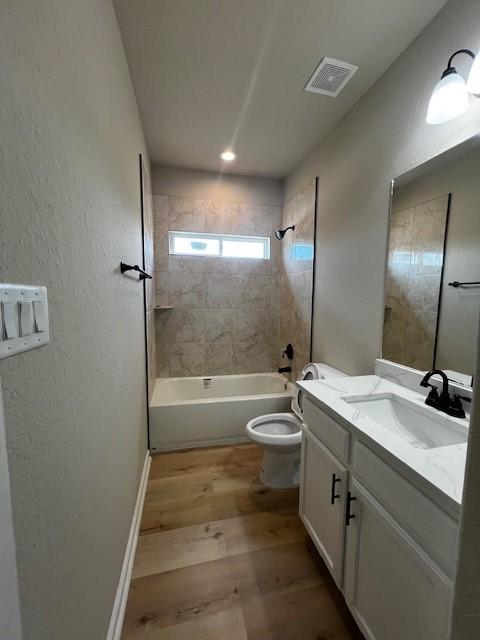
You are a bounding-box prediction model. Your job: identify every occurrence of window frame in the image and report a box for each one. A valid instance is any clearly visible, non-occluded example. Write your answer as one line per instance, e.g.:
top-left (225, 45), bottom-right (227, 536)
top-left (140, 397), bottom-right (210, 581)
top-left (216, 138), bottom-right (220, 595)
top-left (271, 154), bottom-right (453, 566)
top-left (168, 230), bottom-right (271, 260)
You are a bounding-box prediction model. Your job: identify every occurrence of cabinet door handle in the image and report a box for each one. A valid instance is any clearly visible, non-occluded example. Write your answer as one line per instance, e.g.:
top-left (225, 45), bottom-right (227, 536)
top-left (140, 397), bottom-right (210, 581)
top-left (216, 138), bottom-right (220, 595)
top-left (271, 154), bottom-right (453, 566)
top-left (346, 491), bottom-right (357, 526)
top-left (330, 473), bottom-right (341, 505)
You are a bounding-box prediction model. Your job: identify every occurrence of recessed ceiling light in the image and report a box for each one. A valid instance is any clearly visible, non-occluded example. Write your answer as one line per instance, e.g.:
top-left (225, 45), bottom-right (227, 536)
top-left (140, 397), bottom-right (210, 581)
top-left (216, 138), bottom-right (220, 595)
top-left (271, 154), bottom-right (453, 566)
top-left (220, 150), bottom-right (237, 162)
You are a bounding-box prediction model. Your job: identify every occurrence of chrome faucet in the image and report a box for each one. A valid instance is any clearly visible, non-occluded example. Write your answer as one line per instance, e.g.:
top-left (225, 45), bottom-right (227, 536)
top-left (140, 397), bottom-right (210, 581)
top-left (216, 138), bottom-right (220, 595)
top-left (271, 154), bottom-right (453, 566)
top-left (420, 369), bottom-right (465, 419)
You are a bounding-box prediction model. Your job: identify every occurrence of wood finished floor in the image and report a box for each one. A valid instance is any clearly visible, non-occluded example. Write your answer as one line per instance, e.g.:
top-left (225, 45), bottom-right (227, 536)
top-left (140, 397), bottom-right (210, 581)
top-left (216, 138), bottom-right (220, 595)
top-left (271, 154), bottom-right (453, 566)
top-left (121, 443), bottom-right (363, 640)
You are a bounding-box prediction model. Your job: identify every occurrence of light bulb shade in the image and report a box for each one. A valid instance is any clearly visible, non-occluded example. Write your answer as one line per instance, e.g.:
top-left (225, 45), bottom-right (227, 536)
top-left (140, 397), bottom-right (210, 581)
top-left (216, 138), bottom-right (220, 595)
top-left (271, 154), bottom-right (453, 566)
top-left (426, 71), bottom-right (469, 124)
top-left (467, 52), bottom-right (480, 95)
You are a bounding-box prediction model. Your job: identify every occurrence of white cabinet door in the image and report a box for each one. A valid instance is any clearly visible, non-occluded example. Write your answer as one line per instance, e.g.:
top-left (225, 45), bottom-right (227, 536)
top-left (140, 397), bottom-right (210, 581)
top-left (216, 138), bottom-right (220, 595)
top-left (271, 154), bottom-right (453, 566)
top-left (300, 427), bottom-right (348, 587)
top-left (344, 479), bottom-right (452, 640)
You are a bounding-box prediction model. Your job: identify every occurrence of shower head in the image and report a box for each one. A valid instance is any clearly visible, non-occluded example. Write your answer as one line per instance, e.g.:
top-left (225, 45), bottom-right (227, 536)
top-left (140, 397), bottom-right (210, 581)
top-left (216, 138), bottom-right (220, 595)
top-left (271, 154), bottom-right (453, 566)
top-left (275, 225), bottom-right (295, 240)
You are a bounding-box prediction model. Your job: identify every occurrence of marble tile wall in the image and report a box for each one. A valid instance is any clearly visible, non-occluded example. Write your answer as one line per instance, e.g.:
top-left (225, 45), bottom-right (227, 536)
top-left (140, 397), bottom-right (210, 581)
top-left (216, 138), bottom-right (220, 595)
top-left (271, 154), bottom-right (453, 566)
top-left (278, 181), bottom-right (316, 379)
top-left (141, 158), bottom-right (157, 401)
top-left (153, 195), bottom-right (283, 377)
top-left (383, 194), bottom-right (449, 370)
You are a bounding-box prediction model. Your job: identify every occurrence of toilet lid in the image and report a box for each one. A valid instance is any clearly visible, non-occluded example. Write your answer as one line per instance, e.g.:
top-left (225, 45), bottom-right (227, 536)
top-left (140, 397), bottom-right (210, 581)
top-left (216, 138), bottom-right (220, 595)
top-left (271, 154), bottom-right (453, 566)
top-left (291, 362), bottom-right (348, 419)
top-left (253, 418), bottom-right (300, 436)
top-left (298, 362), bottom-right (322, 381)
top-left (297, 362), bottom-right (347, 381)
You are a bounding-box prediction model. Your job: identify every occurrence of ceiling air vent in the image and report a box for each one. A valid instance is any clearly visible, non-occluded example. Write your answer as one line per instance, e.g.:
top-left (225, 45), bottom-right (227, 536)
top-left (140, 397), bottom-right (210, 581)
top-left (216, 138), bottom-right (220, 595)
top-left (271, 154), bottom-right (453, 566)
top-left (304, 57), bottom-right (359, 97)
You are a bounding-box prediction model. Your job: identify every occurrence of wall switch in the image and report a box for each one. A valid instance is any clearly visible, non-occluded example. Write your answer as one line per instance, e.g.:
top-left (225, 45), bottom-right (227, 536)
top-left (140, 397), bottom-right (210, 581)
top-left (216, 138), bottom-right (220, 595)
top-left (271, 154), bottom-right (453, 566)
top-left (0, 285), bottom-right (49, 359)
top-left (33, 301), bottom-right (46, 333)
top-left (19, 301), bottom-right (34, 336)
top-left (2, 303), bottom-right (19, 339)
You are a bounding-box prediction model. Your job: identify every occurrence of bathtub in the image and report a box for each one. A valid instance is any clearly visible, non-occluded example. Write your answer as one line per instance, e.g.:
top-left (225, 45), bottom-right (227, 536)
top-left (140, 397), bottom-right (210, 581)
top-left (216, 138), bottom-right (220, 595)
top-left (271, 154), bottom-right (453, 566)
top-left (149, 373), bottom-right (294, 451)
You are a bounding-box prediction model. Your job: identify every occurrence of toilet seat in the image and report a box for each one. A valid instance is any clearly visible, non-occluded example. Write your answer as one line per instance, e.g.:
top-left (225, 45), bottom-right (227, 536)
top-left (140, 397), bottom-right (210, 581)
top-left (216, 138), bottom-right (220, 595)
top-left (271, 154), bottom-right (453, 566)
top-left (246, 413), bottom-right (301, 447)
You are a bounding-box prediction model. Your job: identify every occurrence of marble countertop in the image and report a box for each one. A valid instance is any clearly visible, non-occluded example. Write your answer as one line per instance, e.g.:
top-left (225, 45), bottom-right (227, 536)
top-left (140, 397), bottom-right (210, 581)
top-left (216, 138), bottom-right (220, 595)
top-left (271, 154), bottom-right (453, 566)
top-left (297, 375), bottom-right (468, 518)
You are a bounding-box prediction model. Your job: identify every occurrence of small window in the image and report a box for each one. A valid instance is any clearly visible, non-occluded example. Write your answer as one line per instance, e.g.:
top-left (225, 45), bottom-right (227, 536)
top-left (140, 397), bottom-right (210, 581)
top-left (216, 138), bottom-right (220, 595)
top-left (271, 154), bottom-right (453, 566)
top-left (168, 231), bottom-right (270, 260)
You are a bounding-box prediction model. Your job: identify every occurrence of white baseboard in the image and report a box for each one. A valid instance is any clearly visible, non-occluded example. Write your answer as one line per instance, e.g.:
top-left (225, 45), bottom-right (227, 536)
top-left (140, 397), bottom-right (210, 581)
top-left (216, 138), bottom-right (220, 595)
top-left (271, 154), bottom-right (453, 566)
top-left (107, 450), bottom-right (151, 640)
top-left (151, 435), bottom-right (249, 453)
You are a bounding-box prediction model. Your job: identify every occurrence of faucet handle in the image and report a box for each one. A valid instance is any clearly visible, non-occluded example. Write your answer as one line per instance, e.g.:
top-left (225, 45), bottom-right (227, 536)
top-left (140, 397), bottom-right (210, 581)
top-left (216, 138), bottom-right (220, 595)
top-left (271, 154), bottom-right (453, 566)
top-left (424, 386), bottom-right (440, 408)
top-left (446, 395), bottom-right (467, 419)
top-left (282, 344), bottom-right (294, 360)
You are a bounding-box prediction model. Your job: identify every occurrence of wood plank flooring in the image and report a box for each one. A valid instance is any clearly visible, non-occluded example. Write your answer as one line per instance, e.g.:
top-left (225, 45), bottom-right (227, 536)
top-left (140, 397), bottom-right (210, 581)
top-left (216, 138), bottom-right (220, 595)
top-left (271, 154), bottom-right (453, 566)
top-left (121, 443), bottom-right (363, 640)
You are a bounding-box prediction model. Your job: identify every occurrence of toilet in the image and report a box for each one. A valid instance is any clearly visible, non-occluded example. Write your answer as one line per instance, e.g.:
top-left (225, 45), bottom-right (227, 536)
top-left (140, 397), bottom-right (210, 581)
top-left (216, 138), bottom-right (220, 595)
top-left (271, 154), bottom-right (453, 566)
top-left (245, 363), bottom-right (347, 489)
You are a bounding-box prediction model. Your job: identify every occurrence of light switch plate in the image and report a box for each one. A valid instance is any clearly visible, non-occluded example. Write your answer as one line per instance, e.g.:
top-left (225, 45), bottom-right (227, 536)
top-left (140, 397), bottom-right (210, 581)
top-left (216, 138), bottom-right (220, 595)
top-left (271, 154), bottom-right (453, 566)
top-left (0, 284), bottom-right (49, 359)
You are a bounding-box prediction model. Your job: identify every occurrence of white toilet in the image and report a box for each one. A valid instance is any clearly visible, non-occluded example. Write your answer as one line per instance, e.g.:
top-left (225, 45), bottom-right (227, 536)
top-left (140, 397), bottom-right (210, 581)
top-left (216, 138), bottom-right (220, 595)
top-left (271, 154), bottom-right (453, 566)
top-left (245, 363), bottom-right (347, 489)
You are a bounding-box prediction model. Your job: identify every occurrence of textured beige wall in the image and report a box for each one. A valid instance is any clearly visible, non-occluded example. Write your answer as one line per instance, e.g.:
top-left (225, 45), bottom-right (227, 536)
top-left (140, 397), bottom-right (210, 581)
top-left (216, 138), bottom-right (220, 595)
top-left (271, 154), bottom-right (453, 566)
top-left (1, 1), bottom-right (149, 639)
top-left (285, 0), bottom-right (480, 377)
top-left (152, 164), bottom-right (284, 206)
top-left (152, 192), bottom-right (283, 377)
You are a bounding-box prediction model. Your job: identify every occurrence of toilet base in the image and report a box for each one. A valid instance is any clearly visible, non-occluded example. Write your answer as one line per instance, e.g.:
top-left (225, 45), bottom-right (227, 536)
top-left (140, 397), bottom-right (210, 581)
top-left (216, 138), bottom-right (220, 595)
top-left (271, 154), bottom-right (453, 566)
top-left (259, 448), bottom-right (301, 489)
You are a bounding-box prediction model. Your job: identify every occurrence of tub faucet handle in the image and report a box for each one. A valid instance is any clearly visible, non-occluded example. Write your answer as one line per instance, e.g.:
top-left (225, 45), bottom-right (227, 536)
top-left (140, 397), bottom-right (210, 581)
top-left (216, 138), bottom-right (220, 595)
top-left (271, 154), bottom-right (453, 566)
top-left (283, 344), bottom-right (294, 360)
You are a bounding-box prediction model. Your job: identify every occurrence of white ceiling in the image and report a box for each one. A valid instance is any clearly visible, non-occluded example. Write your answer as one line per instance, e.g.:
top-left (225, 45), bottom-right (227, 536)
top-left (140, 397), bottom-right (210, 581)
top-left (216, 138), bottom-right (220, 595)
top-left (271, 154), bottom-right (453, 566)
top-left (114, 0), bottom-right (447, 178)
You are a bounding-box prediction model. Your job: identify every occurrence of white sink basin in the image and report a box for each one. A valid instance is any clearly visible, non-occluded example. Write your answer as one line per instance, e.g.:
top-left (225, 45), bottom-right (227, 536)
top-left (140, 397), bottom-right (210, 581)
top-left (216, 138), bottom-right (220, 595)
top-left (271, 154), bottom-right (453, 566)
top-left (344, 393), bottom-right (468, 449)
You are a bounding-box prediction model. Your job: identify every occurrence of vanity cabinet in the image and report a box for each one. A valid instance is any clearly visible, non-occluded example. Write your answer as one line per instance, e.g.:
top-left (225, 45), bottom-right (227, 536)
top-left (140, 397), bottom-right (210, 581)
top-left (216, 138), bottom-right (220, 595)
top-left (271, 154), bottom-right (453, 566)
top-left (343, 479), bottom-right (452, 640)
top-left (300, 395), bottom-right (456, 640)
top-left (300, 427), bottom-right (347, 586)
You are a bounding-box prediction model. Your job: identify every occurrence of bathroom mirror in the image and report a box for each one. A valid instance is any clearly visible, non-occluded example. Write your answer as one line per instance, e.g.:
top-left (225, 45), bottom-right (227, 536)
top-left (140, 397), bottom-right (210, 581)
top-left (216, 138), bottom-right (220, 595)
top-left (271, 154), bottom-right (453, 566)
top-left (382, 136), bottom-right (480, 385)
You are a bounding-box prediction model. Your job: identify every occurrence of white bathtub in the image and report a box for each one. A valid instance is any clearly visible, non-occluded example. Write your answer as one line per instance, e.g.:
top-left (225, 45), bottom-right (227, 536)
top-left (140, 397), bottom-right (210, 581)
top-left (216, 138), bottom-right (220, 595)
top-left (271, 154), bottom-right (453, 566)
top-left (149, 373), bottom-right (294, 451)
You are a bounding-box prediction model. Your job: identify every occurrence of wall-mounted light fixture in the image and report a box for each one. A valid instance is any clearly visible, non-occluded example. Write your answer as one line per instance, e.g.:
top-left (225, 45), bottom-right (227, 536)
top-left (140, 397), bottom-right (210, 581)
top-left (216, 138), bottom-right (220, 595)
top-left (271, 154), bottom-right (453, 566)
top-left (426, 49), bottom-right (480, 124)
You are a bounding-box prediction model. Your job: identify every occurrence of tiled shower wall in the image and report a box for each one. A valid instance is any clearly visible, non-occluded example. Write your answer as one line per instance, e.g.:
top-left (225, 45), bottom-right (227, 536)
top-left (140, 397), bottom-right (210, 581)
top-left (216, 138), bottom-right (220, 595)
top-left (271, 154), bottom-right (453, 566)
top-left (383, 194), bottom-right (449, 370)
top-left (140, 158), bottom-right (157, 401)
top-left (153, 195), bottom-right (283, 377)
top-left (278, 180), bottom-right (316, 379)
